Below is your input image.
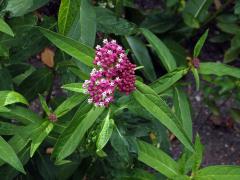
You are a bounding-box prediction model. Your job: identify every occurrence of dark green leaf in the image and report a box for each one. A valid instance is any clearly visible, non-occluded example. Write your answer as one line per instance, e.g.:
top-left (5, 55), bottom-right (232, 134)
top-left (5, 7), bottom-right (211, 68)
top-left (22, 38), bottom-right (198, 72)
top-left (70, 0), bottom-right (96, 47)
top-left (173, 87), bottom-right (192, 140)
top-left (195, 166), bottom-right (240, 180)
top-left (0, 18), bottom-right (14, 36)
top-left (18, 68), bottom-right (53, 100)
top-left (199, 62), bottom-right (240, 78)
top-left (133, 81), bottom-right (193, 152)
top-left (2, 0), bottom-right (49, 17)
top-left (58, 0), bottom-right (80, 35)
top-left (0, 136), bottom-right (25, 173)
top-left (183, 0), bottom-right (212, 28)
top-left (193, 30), bottom-right (208, 57)
top-left (192, 134), bottom-right (204, 173)
top-left (0, 106), bottom-right (42, 124)
top-left (30, 121), bottom-right (54, 157)
top-left (39, 94), bottom-right (51, 115)
top-left (95, 7), bottom-right (136, 35)
top-left (150, 67), bottom-right (189, 94)
top-left (126, 36), bottom-right (156, 82)
top-left (141, 28), bottom-right (176, 72)
top-left (39, 27), bottom-right (95, 67)
top-left (54, 94), bottom-right (86, 118)
top-left (0, 122), bottom-right (21, 135)
top-left (52, 106), bottom-right (104, 161)
top-left (137, 140), bottom-right (180, 178)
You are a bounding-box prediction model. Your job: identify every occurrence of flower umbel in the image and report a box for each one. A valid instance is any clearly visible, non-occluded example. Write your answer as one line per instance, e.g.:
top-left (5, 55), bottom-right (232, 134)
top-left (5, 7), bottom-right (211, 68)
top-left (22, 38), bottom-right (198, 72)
top-left (83, 39), bottom-right (136, 107)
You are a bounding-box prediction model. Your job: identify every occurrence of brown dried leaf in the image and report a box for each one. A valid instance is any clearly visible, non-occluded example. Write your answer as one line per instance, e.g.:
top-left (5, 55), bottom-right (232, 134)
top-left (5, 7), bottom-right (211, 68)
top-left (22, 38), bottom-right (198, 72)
top-left (46, 147), bottom-right (54, 154)
top-left (41, 47), bottom-right (55, 68)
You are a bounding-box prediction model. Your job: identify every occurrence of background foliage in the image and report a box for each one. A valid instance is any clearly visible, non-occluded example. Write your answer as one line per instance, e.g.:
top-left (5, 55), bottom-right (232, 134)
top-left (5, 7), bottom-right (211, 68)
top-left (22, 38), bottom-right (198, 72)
top-left (0, 0), bottom-right (240, 179)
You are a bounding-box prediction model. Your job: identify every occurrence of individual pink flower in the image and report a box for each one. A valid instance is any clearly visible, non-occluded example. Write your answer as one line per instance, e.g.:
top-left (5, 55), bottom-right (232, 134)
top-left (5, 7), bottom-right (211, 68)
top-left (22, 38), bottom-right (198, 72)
top-left (83, 39), bottom-right (136, 107)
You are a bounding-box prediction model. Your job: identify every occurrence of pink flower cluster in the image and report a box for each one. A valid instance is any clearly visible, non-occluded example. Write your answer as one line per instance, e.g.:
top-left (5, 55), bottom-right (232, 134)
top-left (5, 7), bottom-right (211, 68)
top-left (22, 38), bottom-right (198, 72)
top-left (82, 39), bottom-right (136, 107)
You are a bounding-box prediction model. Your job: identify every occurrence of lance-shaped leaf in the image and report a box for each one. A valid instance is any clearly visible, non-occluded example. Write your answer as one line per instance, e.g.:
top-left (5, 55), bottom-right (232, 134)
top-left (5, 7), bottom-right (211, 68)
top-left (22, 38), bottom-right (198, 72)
top-left (140, 28), bottom-right (176, 72)
top-left (192, 67), bottom-right (200, 91)
top-left (0, 106), bottom-right (41, 124)
top-left (150, 67), bottom-right (188, 94)
top-left (133, 81), bottom-right (193, 152)
top-left (192, 134), bottom-right (204, 173)
top-left (96, 111), bottom-right (114, 152)
top-left (58, 0), bottom-right (80, 35)
top-left (183, 0), bottom-right (212, 28)
top-left (39, 94), bottom-right (51, 116)
top-left (68, 0), bottom-right (96, 47)
top-left (0, 91), bottom-right (28, 106)
top-left (0, 136), bottom-right (25, 174)
top-left (0, 121), bottom-right (21, 135)
top-left (126, 36), bottom-right (156, 82)
top-left (193, 29), bottom-right (208, 57)
top-left (173, 87), bottom-right (192, 140)
top-left (39, 27), bottom-right (95, 67)
top-left (199, 62), bottom-right (240, 78)
top-left (195, 165), bottom-right (240, 180)
top-left (54, 94), bottom-right (86, 118)
top-left (61, 83), bottom-right (84, 94)
top-left (52, 106), bottom-right (104, 161)
top-left (30, 121), bottom-right (54, 157)
top-left (137, 140), bottom-right (180, 178)
top-left (0, 18), bottom-right (14, 36)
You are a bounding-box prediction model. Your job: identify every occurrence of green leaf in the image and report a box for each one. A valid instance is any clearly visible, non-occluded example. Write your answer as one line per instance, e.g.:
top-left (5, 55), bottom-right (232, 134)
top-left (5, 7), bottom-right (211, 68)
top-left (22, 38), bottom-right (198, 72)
top-left (195, 165), bottom-right (240, 180)
top-left (0, 122), bottom-right (21, 135)
top-left (192, 68), bottom-right (200, 91)
top-left (133, 81), bottom-right (193, 152)
top-left (126, 36), bottom-right (156, 82)
top-left (61, 83), bottom-right (84, 94)
top-left (224, 35), bottom-right (240, 63)
top-left (192, 134), bottom-right (204, 173)
top-left (18, 68), bottom-right (53, 100)
top-left (0, 44), bottom-right (9, 57)
top-left (52, 106), bottom-right (104, 161)
top-left (193, 30), bottom-right (208, 57)
top-left (0, 136), bottom-right (25, 174)
top-left (141, 12), bottom-right (177, 34)
top-left (39, 94), bottom-right (51, 116)
top-left (140, 28), bottom-right (176, 72)
top-left (183, 0), bottom-right (212, 28)
top-left (96, 111), bottom-right (114, 152)
top-left (30, 121), bottom-right (54, 157)
top-left (38, 27), bottom-right (95, 67)
top-left (217, 22), bottom-right (240, 35)
top-left (234, 1), bottom-right (240, 15)
top-left (173, 87), bottom-right (192, 140)
top-left (54, 94), bottom-right (86, 118)
top-left (150, 67), bottom-right (189, 94)
top-left (199, 62), bottom-right (240, 78)
top-left (137, 140), bottom-right (180, 178)
top-left (0, 91), bottom-right (28, 106)
top-left (0, 68), bottom-right (13, 90)
top-left (58, 0), bottom-right (79, 35)
top-left (0, 18), bottom-right (14, 37)
top-left (0, 106), bottom-right (42, 124)
top-left (164, 40), bottom-right (188, 66)
top-left (95, 7), bottom-right (136, 35)
top-left (2, 0), bottom-right (49, 17)
top-left (68, 0), bottom-right (96, 47)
